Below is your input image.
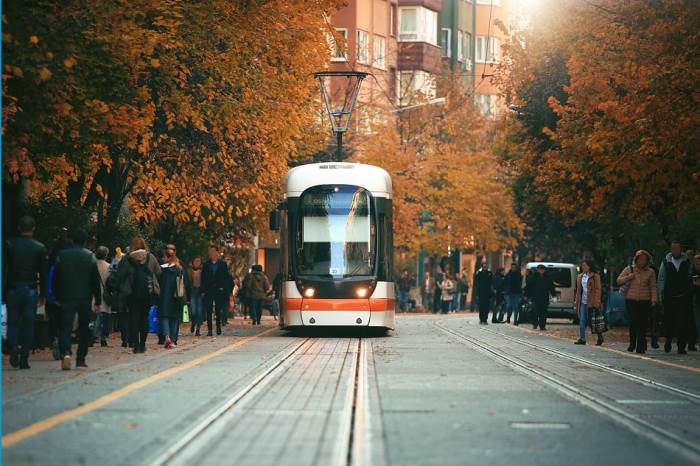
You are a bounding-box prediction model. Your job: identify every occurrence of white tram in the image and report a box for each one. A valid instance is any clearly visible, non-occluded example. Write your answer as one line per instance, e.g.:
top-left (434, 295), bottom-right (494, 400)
top-left (269, 162), bottom-right (395, 329)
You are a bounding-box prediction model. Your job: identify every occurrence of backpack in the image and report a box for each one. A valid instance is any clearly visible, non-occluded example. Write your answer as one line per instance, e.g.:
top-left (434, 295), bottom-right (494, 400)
top-left (131, 260), bottom-right (155, 299)
top-left (103, 272), bottom-right (120, 308)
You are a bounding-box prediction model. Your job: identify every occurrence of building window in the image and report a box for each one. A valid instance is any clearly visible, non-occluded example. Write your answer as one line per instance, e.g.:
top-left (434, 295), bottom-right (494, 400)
top-left (475, 93), bottom-right (499, 116)
top-left (399, 70), bottom-right (436, 105)
top-left (441, 28), bottom-right (451, 58)
top-left (458, 31), bottom-right (471, 62)
top-left (357, 30), bottom-right (369, 65)
top-left (330, 28), bottom-right (348, 62)
top-left (373, 35), bottom-right (386, 70)
top-left (390, 4), bottom-right (397, 37)
top-left (475, 36), bottom-right (500, 63)
top-left (399, 6), bottom-right (437, 45)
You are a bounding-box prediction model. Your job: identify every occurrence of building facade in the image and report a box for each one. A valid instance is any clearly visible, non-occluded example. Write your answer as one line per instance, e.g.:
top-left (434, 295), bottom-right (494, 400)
top-left (474, 0), bottom-right (509, 117)
top-left (438, 0), bottom-right (476, 87)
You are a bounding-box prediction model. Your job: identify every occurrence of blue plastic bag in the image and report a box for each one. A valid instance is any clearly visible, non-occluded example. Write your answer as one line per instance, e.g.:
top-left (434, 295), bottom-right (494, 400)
top-left (148, 305), bottom-right (160, 333)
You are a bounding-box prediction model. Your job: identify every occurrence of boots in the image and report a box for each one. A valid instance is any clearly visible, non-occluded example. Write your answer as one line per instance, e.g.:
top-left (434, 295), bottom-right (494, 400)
top-left (664, 339), bottom-right (672, 353)
top-left (596, 334), bottom-right (604, 346)
top-left (651, 336), bottom-right (659, 349)
top-left (190, 323), bottom-right (195, 334)
top-left (19, 351), bottom-right (30, 370)
top-left (9, 347), bottom-right (20, 368)
top-left (195, 324), bottom-right (201, 336)
top-left (100, 339), bottom-right (109, 347)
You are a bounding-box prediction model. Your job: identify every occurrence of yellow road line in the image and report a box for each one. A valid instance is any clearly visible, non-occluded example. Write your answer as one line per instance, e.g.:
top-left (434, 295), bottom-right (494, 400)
top-left (2, 327), bottom-right (277, 448)
top-left (514, 325), bottom-right (700, 374)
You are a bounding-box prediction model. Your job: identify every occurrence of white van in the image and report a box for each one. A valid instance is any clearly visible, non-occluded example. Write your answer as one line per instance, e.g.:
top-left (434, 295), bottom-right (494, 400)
top-left (525, 262), bottom-right (578, 321)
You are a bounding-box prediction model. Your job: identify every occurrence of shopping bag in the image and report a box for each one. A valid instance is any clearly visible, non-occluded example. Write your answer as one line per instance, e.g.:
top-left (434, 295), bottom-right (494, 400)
top-left (182, 304), bottom-right (190, 323)
top-left (590, 308), bottom-right (608, 333)
top-left (148, 305), bottom-right (160, 333)
top-left (2, 304), bottom-right (7, 340)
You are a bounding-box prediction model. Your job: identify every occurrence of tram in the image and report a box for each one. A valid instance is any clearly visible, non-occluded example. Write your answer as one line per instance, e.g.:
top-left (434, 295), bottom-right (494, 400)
top-left (269, 162), bottom-right (395, 329)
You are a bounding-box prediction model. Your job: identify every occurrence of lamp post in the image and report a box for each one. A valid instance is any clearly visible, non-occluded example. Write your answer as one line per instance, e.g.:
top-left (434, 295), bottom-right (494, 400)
top-left (314, 70), bottom-right (367, 161)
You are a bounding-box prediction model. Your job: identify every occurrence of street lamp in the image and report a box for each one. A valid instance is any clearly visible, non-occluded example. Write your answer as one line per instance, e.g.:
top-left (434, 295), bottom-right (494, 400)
top-left (314, 70), bottom-right (367, 161)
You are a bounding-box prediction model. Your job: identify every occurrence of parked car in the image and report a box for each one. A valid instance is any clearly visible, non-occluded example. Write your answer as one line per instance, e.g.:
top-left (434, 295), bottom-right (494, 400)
top-left (525, 262), bottom-right (578, 322)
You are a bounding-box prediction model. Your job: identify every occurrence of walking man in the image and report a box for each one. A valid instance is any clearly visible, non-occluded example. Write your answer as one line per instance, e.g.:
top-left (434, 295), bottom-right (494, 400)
top-left (658, 241), bottom-right (693, 354)
top-left (3, 216), bottom-right (47, 369)
top-left (525, 264), bottom-right (555, 330)
top-left (503, 263), bottom-right (523, 324)
top-left (201, 246), bottom-right (231, 336)
top-left (397, 270), bottom-right (411, 312)
top-left (54, 229), bottom-right (102, 369)
top-left (244, 264), bottom-right (271, 325)
top-left (474, 261), bottom-right (494, 324)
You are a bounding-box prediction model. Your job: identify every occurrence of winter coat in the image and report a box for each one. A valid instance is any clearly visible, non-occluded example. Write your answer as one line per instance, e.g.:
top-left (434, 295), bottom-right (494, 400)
top-left (55, 245), bottom-right (102, 304)
top-left (617, 251), bottom-right (658, 303)
top-left (201, 259), bottom-right (232, 297)
top-left (116, 249), bottom-right (162, 299)
top-left (504, 270), bottom-right (523, 295)
top-left (474, 269), bottom-right (494, 298)
top-left (96, 259), bottom-right (111, 313)
top-left (657, 252), bottom-right (692, 302)
top-left (244, 271), bottom-right (271, 300)
top-left (525, 273), bottom-right (555, 305)
top-left (575, 272), bottom-right (602, 310)
top-left (440, 278), bottom-right (455, 300)
top-left (158, 262), bottom-right (190, 319)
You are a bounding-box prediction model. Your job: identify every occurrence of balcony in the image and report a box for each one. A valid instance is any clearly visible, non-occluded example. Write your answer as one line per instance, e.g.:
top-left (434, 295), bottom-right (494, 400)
top-left (398, 42), bottom-right (443, 74)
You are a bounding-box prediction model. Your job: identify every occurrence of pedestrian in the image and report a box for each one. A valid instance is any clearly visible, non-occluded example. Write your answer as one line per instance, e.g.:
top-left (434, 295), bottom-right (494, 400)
top-left (243, 264), bottom-right (271, 325)
top-left (158, 244), bottom-right (189, 349)
top-left (95, 246), bottom-right (113, 347)
top-left (54, 229), bottom-right (102, 369)
top-left (574, 260), bottom-right (605, 346)
top-left (525, 264), bottom-right (555, 330)
top-left (690, 254), bottom-right (700, 351)
top-left (503, 263), bottom-right (523, 325)
top-left (474, 261), bottom-right (494, 324)
top-left (109, 247), bottom-right (129, 348)
top-left (433, 268), bottom-right (444, 314)
top-left (493, 268), bottom-right (506, 322)
top-left (439, 273), bottom-right (455, 314)
top-left (658, 241), bottom-right (693, 354)
top-left (3, 216), bottom-right (47, 369)
top-left (201, 245), bottom-right (232, 336)
top-left (272, 271), bottom-right (284, 320)
top-left (116, 237), bottom-right (161, 354)
top-left (617, 250), bottom-right (658, 353)
top-left (397, 270), bottom-right (411, 312)
top-left (188, 256), bottom-right (203, 336)
top-left (45, 236), bottom-right (71, 360)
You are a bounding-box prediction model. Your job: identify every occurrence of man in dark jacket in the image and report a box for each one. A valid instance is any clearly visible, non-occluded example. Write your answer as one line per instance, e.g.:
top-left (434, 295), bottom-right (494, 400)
top-left (3, 216), bottom-right (47, 369)
top-left (244, 264), bottom-right (271, 325)
top-left (201, 246), bottom-right (232, 336)
top-left (525, 264), bottom-right (555, 330)
top-left (474, 261), bottom-right (494, 324)
top-left (503, 263), bottom-right (523, 324)
top-left (493, 268), bottom-right (506, 322)
top-left (54, 229), bottom-right (102, 369)
top-left (658, 241), bottom-right (693, 354)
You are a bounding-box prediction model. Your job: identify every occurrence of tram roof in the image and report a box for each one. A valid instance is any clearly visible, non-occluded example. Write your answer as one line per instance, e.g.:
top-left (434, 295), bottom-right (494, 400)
top-left (284, 162), bottom-right (392, 198)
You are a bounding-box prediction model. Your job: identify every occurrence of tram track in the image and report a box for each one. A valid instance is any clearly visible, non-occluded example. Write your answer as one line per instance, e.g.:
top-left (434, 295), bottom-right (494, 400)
top-left (433, 319), bottom-right (700, 464)
top-left (148, 336), bottom-right (369, 466)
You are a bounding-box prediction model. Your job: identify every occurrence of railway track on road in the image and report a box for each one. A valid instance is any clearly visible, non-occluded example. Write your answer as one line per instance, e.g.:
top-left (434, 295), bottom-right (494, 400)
top-left (148, 337), bottom-right (369, 466)
top-left (434, 319), bottom-right (700, 464)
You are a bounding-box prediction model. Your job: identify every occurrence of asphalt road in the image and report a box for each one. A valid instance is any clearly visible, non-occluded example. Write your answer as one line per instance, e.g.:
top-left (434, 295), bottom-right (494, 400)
top-left (3, 314), bottom-right (700, 466)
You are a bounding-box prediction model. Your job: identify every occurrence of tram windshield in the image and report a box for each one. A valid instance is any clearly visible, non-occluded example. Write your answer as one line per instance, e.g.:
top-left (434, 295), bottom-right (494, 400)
top-left (296, 185), bottom-right (376, 278)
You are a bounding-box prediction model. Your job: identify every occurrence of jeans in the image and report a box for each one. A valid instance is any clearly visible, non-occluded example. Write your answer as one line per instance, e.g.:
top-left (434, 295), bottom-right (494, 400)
top-left (478, 293), bottom-right (490, 323)
top-left (100, 312), bottom-right (112, 339)
top-left (453, 293), bottom-right (462, 313)
top-left (127, 297), bottom-right (151, 350)
top-left (627, 299), bottom-right (651, 351)
top-left (160, 315), bottom-right (180, 341)
top-left (664, 296), bottom-right (691, 350)
top-left (249, 299), bottom-right (263, 323)
top-left (441, 298), bottom-right (452, 314)
top-left (204, 292), bottom-right (227, 330)
top-left (397, 290), bottom-right (409, 312)
top-left (45, 301), bottom-right (61, 343)
top-left (271, 299), bottom-right (280, 317)
top-left (505, 294), bottom-right (521, 323)
top-left (60, 298), bottom-right (92, 360)
top-left (578, 302), bottom-right (588, 340)
top-left (422, 291), bottom-right (432, 312)
top-left (189, 288), bottom-right (203, 325)
top-left (6, 286), bottom-right (38, 357)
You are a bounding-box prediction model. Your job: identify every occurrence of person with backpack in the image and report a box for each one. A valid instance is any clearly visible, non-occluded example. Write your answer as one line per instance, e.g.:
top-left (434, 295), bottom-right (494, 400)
top-left (116, 237), bottom-right (161, 354)
top-left (95, 246), bottom-right (113, 347)
top-left (244, 264), bottom-right (271, 325)
top-left (617, 250), bottom-right (658, 353)
top-left (54, 229), bottom-right (102, 369)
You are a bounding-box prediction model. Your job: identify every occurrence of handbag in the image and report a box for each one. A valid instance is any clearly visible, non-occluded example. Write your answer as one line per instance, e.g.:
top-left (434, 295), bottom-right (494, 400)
top-left (182, 304), bottom-right (190, 323)
top-left (175, 271), bottom-right (186, 300)
top-left (590, 307), bottom-right (607, 333)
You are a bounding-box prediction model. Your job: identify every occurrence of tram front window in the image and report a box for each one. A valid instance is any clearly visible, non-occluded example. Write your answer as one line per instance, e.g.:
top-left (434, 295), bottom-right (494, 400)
top-left (296, 186), bottom-right (376, 278)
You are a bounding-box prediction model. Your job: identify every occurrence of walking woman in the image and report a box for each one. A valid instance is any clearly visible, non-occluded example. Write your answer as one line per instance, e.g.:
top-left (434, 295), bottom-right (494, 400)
top-left (574, 260), bottom-right (604, 345)
top-left (116, 237), bottom-right (161, 354)
top-left (159, 244), bottom-right (189, 349)
top-left (617, 250), bottom-right (658, 354)
top-left (440, 273), bottom-right (456, 315)
top-left (188, 256), bottom-right (203, 336)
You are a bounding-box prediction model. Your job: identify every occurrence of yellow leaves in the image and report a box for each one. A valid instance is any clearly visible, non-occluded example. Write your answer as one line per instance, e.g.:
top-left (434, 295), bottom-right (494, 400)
top-left (63, 57), bottom-right (77, 69)
top-left (150, 58), bottom-right (160, 68)
top-left (29, 35), bottom-right (39, 44)
top-left (38, 67), bottom-right (52, 81)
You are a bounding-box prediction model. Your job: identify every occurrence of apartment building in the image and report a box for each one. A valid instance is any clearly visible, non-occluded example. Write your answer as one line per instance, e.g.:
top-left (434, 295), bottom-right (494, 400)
top-left (438, 0), bottom-right (476, 87)
top-left (474, 0), bottom-right (509, 117)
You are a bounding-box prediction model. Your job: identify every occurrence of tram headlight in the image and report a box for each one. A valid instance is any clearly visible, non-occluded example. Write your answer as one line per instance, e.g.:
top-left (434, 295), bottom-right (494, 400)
top-left (304, 287), bottom-right (316, 298)
top-left (356, 287), bottom-right (368, 298)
